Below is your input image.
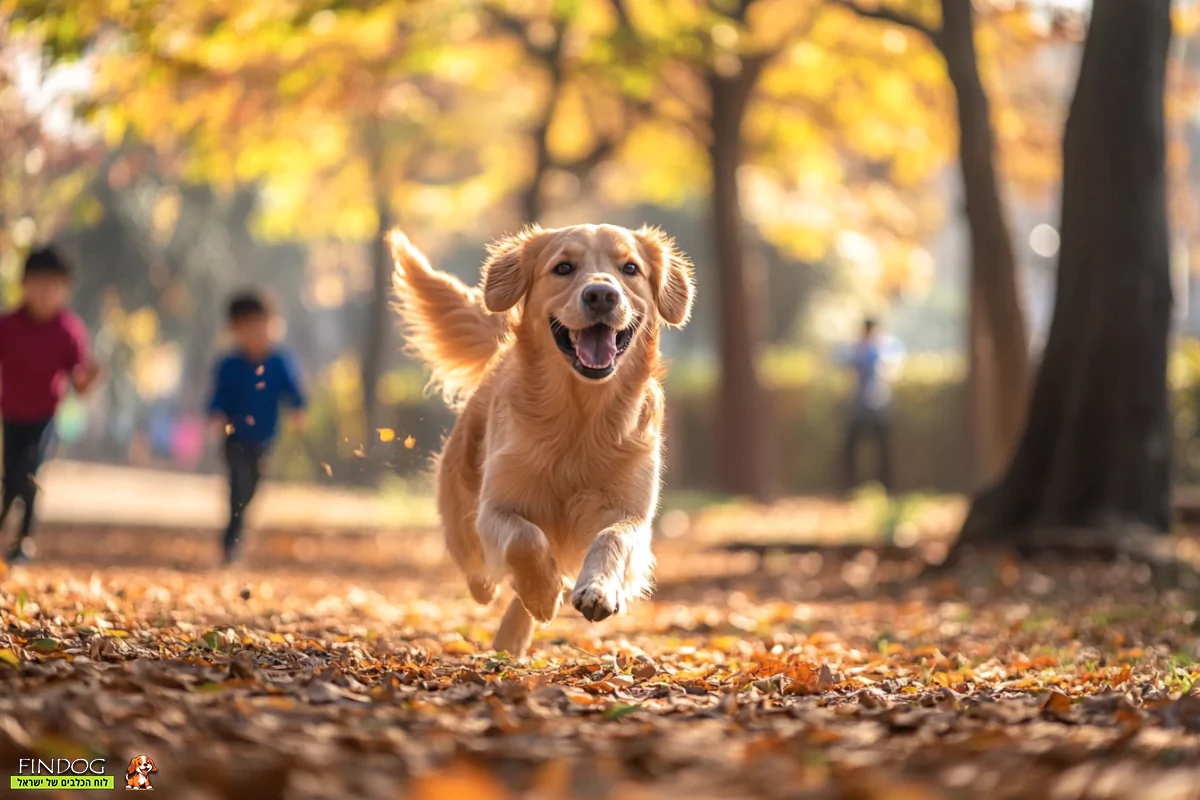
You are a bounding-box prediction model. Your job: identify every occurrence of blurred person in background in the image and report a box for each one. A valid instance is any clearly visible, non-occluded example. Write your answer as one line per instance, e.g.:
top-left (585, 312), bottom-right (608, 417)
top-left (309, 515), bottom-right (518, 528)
top-left (207, 290), bottom-right (307, 566)
top-left (839, 316), bottom-right (905, 496)
top-left (0, 246), bottom-right (100, 564)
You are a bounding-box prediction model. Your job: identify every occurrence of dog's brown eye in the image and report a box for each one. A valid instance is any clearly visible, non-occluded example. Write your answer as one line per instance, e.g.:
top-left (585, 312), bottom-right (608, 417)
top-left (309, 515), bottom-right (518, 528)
top-left (622, 262), bottom-right (639, 276)
top-left (554, 262), bottom-right (574, 276)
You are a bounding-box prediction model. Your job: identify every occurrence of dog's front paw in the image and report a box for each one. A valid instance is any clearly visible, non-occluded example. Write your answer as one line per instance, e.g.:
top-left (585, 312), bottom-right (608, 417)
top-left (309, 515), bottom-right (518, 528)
top-left (514, 574), bottom-right (561, 623)
top-left (572, 581), bottom-right (623, 622)
top-left (505, 533), bottom-right (561, 623)
top-left (468, 577), bottom-right (498, 605)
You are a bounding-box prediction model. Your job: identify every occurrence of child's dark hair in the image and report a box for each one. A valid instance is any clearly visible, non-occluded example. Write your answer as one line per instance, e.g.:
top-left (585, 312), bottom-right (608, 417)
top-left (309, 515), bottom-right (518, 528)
top-left (23, 245), bottom-right (74, 281)
top-left (227, 290), bottom-right (271, 323)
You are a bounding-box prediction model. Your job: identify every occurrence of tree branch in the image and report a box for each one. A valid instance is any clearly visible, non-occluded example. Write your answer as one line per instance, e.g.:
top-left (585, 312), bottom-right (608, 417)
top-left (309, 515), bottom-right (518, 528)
top-left (827, 0), bottom-right (941, 46)
top-left (609, 0), bottom-right (635, 35)
top-left (485, 7), bottom-right (564, 62)
top-left (555, 139), bottom-right (617, 177)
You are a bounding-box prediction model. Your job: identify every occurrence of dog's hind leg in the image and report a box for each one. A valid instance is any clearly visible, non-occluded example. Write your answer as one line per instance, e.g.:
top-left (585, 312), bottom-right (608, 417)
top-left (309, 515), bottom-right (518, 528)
top-left (437, 425), bottom-right (497, 605)
top-left (493, 596), bottom-right (536, 656)
top-left (445, 513), bottom-right (496, 605)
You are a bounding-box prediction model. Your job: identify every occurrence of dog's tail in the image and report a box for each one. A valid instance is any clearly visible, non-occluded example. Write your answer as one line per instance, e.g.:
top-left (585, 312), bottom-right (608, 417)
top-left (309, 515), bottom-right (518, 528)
top-left (389, 228), bottom-right (512, 407)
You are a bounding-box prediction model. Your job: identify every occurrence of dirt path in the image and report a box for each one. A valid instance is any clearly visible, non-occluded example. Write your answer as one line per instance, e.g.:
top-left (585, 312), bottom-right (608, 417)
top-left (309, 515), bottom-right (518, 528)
top-left (34, 460), bottom-right (434, 531)
top-left (0, 537), bottom-right (1198, 799)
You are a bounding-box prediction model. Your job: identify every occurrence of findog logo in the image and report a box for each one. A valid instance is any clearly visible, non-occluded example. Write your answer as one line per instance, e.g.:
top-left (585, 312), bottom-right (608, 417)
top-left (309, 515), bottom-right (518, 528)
top-left (124, 755), bottom-right (157, 791)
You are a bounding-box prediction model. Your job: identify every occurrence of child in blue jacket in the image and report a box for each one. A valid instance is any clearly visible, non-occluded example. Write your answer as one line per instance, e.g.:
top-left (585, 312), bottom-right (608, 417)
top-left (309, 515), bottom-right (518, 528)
top-left (207, 290), bottom-right (306, 565)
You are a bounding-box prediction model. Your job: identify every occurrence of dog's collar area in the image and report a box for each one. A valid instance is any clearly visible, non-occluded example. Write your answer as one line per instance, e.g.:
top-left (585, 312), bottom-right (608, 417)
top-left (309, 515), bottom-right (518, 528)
top-left (550, 316), bottom-right (637, 380)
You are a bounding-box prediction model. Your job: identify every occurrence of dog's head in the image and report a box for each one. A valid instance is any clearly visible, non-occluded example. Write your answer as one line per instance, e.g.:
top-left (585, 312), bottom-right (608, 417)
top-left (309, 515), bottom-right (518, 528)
top-left (126, 755), bottom-right (156, 777)
top-left (482, 224), bottom-right (694, 382)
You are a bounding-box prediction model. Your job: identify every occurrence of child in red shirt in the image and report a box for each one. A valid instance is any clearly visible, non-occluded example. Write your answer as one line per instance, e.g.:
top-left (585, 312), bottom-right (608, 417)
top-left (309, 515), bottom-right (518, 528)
top-left (0, 246), bottom-right (99, 564)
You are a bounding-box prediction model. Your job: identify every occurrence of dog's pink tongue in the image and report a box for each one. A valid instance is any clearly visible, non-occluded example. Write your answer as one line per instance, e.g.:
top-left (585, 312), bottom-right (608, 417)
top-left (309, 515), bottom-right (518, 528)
top-left (575, 326), bottom-right (618, 369)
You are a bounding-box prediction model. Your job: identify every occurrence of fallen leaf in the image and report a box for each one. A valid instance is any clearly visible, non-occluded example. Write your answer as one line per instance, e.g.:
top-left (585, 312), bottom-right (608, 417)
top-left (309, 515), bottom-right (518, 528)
top-left (582, 680), bottom-right (617, 695)
top-left (563, 689), bottom-right (607, 707)
top-left (632, 661), bottom-right (658, 681)
top-left (486, 696), bottom-right (520, 734)
top-left (1041, 690), bottom-right (1077, 722)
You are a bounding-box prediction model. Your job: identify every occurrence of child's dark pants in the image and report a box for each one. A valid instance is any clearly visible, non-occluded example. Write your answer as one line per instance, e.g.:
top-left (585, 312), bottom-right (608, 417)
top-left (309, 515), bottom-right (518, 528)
top-left (1, 419), bottom-right (55, 550)
top-left (223, 439), bottom-right (266, 562)
top-left (843, 408), bottom-right (893, 495)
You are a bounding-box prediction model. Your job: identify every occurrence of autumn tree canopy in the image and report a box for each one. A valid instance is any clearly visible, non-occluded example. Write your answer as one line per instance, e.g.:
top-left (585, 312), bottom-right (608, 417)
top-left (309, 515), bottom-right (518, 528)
top-left (7, 0), bottom-right (1077, 492)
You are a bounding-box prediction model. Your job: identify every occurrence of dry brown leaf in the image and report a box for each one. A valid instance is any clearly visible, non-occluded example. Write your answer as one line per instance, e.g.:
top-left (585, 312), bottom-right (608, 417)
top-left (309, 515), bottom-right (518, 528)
top-left (1041, 690), bottom-right (1077, 722)
top-left (582, 680), bottom-right (617, 695)
top-left (632, 661), bottom-right (658, 681)
top-left (486, 696), bottom-right (521, 734)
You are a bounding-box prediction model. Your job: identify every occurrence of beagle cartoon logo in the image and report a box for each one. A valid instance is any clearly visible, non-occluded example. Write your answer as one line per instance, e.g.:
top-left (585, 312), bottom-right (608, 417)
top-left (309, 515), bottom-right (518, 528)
top-left (124, 755), bottom-right (157, 790)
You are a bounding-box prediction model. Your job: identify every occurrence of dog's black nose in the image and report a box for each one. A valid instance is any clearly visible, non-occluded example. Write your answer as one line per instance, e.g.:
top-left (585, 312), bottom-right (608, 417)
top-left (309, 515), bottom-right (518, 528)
top-left (581, 284), bottom-right (619, 313)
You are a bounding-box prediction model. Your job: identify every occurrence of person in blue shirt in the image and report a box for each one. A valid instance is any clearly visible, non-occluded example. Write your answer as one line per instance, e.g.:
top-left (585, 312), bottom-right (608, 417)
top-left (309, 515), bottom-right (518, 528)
top-left (838, 316), bottom-right (905, 495)
top-left (207, 291), bottom-right (306, 565)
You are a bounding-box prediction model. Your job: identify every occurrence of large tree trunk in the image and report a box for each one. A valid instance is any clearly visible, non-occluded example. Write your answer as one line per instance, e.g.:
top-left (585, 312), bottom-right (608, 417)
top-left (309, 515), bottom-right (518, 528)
top-left (939, 0), bottom-right (1030, 484)
top-left (958, 0), bottom-right (1173, 549)
top-left (708, 69), bottom-right (773, 502)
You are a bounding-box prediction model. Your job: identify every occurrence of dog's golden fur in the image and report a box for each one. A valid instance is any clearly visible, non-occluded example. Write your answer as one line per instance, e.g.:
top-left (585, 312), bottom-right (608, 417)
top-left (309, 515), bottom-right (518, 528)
top-left (390, 223), bottom-right (694, 655)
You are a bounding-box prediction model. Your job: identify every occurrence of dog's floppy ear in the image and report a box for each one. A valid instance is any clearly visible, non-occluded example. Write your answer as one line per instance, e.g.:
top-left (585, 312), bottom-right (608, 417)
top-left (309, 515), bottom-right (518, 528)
top-left (125, 758), bottom-right (139, 776)
top-left (147, 758), bottom-right (157, 773)
top-left (482, 225), bottom-right (545, 313)
top-left (634, 226), bottom-right (695, 327)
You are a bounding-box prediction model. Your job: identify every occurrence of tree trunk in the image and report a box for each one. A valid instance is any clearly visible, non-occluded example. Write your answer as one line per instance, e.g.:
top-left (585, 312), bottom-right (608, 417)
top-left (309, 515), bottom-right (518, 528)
top-left (708, 69), bottom-right (772, 501)
top-left (958, 0), bottom-right (1173, 549)
top-left (938, 0), bottom-right (1030, 484)
top-left (965, 284), bottom-right (997, 487)
top-left (519, 27), bottom-right (565, 225)
top-left (521, 116), bottom-right (552, 224)
top-left (362, 120), bottom-right (391, 470)
top-left (363, 196), bottom-right (391, 460)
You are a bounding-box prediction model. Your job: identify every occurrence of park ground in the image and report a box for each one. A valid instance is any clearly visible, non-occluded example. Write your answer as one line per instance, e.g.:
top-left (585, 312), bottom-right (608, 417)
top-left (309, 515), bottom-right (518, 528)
top-left (1, 465), bottom-right (1200, 799)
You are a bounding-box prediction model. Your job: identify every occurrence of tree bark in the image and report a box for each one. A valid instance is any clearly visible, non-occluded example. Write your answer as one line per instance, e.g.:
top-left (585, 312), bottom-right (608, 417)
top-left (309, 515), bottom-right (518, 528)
top-left (520, 42), bottom-right (563, 225)
top-left (522, 111), bottom-right (553, 224)
top-left (939, 0), bottom-right (1030, 484)
top-left (958, 0), bottom-right (1174, 549)
top-left (965, 283), bottom-right (998, 487)
top-left (362, 120), bottom-right (391, 470)
top-left (709, 67), bottom-right (773, 501)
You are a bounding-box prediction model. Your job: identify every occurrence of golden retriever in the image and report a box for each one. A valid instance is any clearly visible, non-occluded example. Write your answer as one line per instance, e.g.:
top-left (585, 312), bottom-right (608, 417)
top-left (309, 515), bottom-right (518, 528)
top-left (389, 223), bottom-right (694, 655)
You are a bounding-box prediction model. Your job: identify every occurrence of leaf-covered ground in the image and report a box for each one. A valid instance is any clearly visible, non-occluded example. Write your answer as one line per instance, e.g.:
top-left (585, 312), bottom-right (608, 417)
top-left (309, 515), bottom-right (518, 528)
top-left (3, 527), bottom-right (1200, 800)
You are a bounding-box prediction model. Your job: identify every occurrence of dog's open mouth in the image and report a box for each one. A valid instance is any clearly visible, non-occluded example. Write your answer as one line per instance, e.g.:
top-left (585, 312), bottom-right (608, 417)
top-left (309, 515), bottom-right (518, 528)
top-left (550, 317), bottom-right (636, 380)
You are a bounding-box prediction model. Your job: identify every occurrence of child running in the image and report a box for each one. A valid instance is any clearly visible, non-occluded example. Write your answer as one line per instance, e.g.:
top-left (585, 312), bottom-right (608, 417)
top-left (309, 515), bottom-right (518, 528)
top-left (207, 290), bottom-right (306, 566)
top-left (0, 246), bottom-right (99, 564)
